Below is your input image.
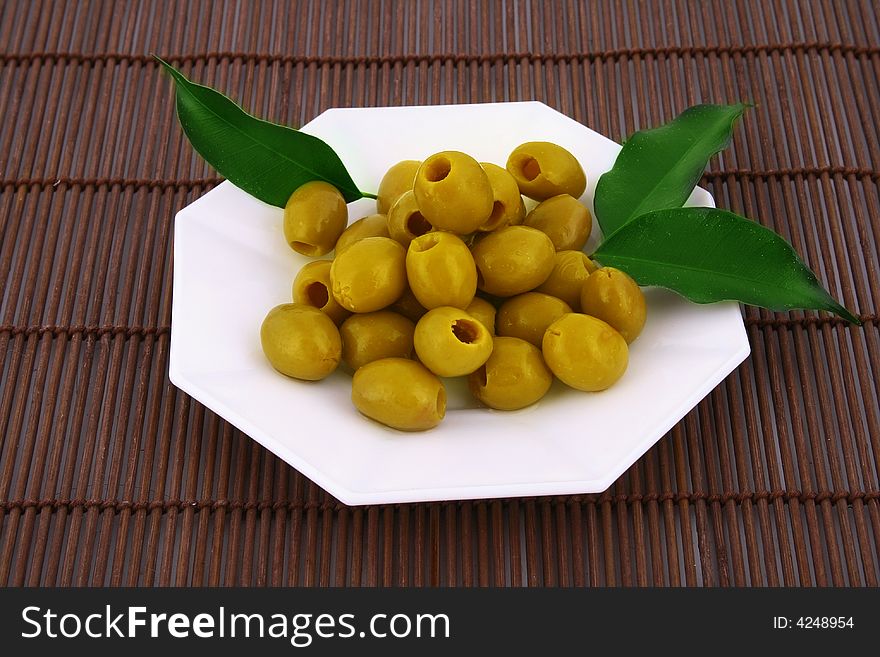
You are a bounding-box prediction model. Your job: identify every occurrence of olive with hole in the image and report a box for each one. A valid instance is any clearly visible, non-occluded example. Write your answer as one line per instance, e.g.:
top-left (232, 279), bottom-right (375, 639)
top-left (471, 225), bottom-right (556, 297)
top-left (524, 194), bottom-right (592, 251)
top-left (496, 292), bottom-right (572, 347)
top-left (542, 313), bottom-right (628, 391)
top-left (260, 303), bottom-right (341, 381)
top-left (413, 306), bottom-right (494, 377)
top-left (387, 190), bottom-right (433, 248)
top-left (465, 297), bottom-right (497, 335)
top-left (335, 213), bottom-right (389, 253)
top-left (478, 162), bottom-right (526, 231)
top-left (535, 250), bottom-right (597, 311)
top-left (283, 180), bottom-right (348, 256)
top-left (340, 311), bottom-right (415, 371)
top-left (376, 159), bottom-right (421, 214)
top-left (330, 237), bottom-right (407, 312)
top-left (506, 141), bottom-right (586, 201)
top-left (291, 260), bottom-right (351, 325)
top-left (352, 358), bottom-right (446, 431)
top-left (580, 267), bottom-right (647, 343)
top-left (413, 151), bottom-right (494, 234)
top-left (468, 336), bottom-right (553, 410)
top-left (406, 232), bottom-right (477, 310)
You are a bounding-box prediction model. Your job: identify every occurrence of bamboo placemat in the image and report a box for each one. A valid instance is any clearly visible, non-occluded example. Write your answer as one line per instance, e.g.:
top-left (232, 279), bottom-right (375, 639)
top-left (1, 0), bottom-right (878, 586)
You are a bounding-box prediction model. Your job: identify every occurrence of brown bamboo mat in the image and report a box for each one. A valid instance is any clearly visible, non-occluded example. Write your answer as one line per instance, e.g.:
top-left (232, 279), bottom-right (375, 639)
top-left (0, 0), bottom-right (878, 587)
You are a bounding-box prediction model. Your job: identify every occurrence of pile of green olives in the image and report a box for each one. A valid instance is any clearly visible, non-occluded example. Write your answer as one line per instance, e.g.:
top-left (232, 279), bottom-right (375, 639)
top-left (260, 143), bottom-right (648, 432)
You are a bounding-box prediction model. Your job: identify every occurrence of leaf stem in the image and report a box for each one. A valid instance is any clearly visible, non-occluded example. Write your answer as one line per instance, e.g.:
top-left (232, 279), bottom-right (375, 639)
top-left (361, 191), bottom-right (378, 200)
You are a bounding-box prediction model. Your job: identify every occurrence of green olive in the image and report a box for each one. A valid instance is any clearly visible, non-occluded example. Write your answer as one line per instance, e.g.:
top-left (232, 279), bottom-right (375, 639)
top-left (376, 160), bottom-right (421, 214)
top-left (524, 194), bottom-right (592, 251)
top-left (335, 213), bottom-right (390, 253)
top-left (330, 237), bottom-right (407, 312)
top-left (352, 358), bottom-right (446, 431)
top-left (506, 142), bottom-right (586, 200)
top-left (291, 260), bottom-right (351, 325)
top-left (496, 292), bottom-right (572, 347)
top-left (413, 151), bottom-right (494, 234)
top-left (389, 285), bottom-right (428, 323)
top-left (340, 311), bottom-right (415, 370)
top-left (468, 336), bottom-right (553, 410)
top-left (479, 162), bottom-right (526, 231)
top-left (580, 267), bottom-right (647, 343)
top-left (466, 297), bottom-right (497, 335)
top-left (535, 250), bottom-right (597, 311)
top-left (413, 306), bottom-right (494, 377)
top-left (260, 303), bottom-right (341, 380)
top-left (542, 313), bottom-right (628, 391)
top-left (471, 226), bottom-right (556, 297)
top-left (387, 190), bottom-right (433, 248)
top-left (406, 232), bottom-right (477, 309)
top-left (283, 181), bottom-right (348, 256)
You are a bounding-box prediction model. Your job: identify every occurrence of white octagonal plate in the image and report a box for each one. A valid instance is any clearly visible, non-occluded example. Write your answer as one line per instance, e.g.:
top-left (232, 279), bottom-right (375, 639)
top-left (170, 101), bottom-right (750, 506)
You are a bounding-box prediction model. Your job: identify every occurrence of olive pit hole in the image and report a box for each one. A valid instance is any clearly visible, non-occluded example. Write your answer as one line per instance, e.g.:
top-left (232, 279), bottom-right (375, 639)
top-left (436, 387), bottom-right (447, 417)
top-left (291, 241), bottom-right (320, 256)
top-left (306, 281), bottom-right (330, 308)
top-left (520, 156), bottom-right (541, 181)
top-left (406, 211), bottom-right (433, 237)
top-left (424, 157), bottom-right (451, 182)
top-left (412, 232), bottom-right (440, 252)
top-left (451, 319), bottom-right (480, 344)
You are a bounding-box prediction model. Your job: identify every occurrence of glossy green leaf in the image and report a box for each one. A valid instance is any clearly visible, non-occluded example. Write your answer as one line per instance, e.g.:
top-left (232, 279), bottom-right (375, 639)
top-left (157, 58), bottom-right (371, 206)
top-left (593, 207), bottom-right (860, 324)
top-left (594, 103), bottom-right (749, 237)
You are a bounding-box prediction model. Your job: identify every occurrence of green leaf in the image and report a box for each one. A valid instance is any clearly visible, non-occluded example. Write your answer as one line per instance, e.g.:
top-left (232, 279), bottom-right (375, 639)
top-left (593, 207), bottom-right (861, 324)
top-left (156, 57), bottom-right (371, 206)
top-left (594, 103), bottom-right (750, 237)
